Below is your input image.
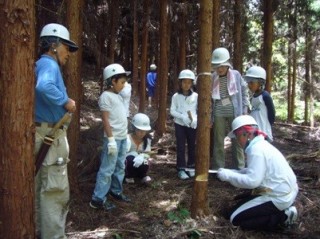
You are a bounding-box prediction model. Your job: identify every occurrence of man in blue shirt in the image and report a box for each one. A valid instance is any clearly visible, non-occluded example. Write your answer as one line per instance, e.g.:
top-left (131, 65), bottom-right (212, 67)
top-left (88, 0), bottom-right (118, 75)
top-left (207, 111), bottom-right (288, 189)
top-left (34, 23), bottom-right (78, 239)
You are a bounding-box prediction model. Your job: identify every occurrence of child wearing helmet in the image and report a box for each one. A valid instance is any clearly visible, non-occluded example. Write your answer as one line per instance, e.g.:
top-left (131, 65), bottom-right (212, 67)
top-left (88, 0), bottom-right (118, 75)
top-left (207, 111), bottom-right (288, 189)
top-left (244, 66), bottom-right (275, 141)
top-left (146, 64), bottom-right (157, 107)
top-left (125, 113), bottom-right (153, 183)
top-left (35, 23), bottom-right (78, 239)
top-left (170, 69), bottom-right (198, 180)
top-left (211, 47), bottom-right (250, 170)
top-left (217, 115), bottom-right (298, 230)
top-left (90, 63), bottom-right (132, 211)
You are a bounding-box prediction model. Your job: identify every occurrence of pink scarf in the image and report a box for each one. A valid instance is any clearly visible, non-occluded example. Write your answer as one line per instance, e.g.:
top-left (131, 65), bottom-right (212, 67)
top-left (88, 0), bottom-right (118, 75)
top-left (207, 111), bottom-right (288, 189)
top-left (212, 69), bottom-right (238, 99)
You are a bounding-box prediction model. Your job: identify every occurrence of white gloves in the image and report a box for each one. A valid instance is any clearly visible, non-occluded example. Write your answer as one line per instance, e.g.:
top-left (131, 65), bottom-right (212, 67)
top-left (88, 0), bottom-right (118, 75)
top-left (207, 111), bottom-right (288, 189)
top-left (217, 168), bottom-right (230, 182)
top-left (107, 137), bottom-right (117, 156)
top-left (133, 154), bottom-right (145, 168)
top-left (190, 118), bottom-right (197, 129)
top-left (182, 115), bottom-right (191, 126)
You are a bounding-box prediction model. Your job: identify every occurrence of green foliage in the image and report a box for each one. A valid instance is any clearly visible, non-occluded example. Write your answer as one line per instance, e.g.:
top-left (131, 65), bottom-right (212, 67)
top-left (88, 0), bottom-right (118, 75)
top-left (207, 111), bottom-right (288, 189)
top-left (167, 206), bottom-right (190, 224)
top-left (112, 233), bottom-right (122, 239)
top-left (273, 92), bottom-right (320, 123)
top-left (188, 229), bottom-right (202, 239)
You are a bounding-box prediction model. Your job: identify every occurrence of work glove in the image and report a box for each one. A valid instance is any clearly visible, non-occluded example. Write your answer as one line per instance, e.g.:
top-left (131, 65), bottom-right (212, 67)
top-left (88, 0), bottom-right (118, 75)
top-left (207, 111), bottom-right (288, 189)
top-left (182, 115), bottom-right (192, 126)
top-left (133, 154), bottom-right (145, 168)
top-left (107, 137), bottom-right (118, 156)
top-left (141, 153), bottom-right (150, 165)
top-left (217, 168), bottom-right (230, 182)
top-left (190, 118), bottom-right (197, 129)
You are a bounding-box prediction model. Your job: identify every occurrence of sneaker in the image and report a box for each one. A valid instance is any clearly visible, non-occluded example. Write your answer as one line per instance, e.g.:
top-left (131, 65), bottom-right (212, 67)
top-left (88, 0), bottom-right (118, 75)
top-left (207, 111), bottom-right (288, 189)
top-left (109, 191), bottom-right (132, 203)
top-left (104, 200), bottom-right (116, 210)
top-left (187, 170), bottom-right (195, 177)
top-left (141, 176), bottom-right (152, 183)
top-left (125, 178), bottom-right (135, 184)
top-left (89, 200), bottom-right (116, 211)
top-left (178, 170), bottom-right (189, 180)
top-left (284, 206), bottom-right (298, 226)
top-left (89, 200), bottom-right (103, 209)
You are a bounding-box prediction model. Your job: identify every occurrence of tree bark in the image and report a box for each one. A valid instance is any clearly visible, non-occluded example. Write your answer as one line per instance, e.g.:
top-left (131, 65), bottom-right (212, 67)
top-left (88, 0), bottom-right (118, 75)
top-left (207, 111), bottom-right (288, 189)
top-left (304, 16), bottom-right (311, 125)
top-left (132, 0), bottom-right (139, 95)
top-left (0, 1), bottom-right (35, 237)
top-left (233, 0), bottom-right (243, 73)
top-left (262, 0), bottom-right (274, 93)
top-left (65, 0), bottom-right (84, 194)
top-left (190, 0), bottom-right (212, 219)
top-left (178, 1), bottom-right (187, 72)
top-left (287, 10), bottom-right (292, 122)
top-left (156, 0), bottom-right (169, 136)
top-left (290, 1), bottom-right (297, 123)
top-left (139, 0), bottom-right (150, 113)
top-left (108, 0), bottom-right (119, 62)
top-left (212, 1), bottom-right (220, 50)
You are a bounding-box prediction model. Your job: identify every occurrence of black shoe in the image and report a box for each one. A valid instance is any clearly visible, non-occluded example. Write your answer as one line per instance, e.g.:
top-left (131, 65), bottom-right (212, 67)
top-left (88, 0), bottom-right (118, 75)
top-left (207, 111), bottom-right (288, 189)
top-left (103, 200), bottom-right (116, 210)
top-left (89, 200), bottom-right (116, 211)
top-left (89, 200), bottom-right (103, 209)
top-left (109, 191), bottom-right (132, 203)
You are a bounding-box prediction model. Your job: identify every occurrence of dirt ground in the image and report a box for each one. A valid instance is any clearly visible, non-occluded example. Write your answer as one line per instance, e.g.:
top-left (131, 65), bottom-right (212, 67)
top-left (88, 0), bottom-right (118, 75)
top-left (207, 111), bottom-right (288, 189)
top-left (65, 80), bottom-right (320, 239)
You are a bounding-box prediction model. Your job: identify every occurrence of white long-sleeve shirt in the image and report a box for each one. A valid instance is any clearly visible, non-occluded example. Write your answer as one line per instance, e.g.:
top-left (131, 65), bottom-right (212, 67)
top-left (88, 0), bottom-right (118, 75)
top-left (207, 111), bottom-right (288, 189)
top-left (220, 135), bottom-right (298, 210)
top-left (170, 91), bottom-right (198, 127)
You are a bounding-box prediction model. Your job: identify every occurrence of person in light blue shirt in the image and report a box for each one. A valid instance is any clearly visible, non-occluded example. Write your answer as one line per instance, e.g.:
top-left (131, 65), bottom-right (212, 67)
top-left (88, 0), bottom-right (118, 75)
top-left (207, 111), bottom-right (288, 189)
top-left (34, 23), bottom-right (78, 239)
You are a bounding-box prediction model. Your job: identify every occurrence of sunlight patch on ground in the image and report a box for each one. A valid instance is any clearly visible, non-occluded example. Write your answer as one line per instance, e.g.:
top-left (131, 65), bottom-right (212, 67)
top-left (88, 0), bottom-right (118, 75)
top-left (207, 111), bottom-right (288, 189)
top-left (150, 199), bottom-right (179, 211)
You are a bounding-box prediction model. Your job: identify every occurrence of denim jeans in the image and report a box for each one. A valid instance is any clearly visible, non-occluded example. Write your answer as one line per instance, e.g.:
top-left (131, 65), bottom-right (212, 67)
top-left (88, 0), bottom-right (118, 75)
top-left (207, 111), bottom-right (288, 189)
top-left (92, 137), bottom-right (127, 202)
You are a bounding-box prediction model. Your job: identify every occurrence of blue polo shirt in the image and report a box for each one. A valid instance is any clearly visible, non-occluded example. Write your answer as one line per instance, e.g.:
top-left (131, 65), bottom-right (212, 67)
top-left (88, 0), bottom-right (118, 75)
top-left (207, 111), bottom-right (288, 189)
top-left (35, 55), bottom-right (69, 123)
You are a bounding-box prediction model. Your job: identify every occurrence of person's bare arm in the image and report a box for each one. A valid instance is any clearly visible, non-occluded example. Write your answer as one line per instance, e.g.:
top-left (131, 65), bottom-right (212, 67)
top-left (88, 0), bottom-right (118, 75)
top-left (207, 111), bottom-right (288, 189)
top-left (101, 111), bottom-right (112, 137)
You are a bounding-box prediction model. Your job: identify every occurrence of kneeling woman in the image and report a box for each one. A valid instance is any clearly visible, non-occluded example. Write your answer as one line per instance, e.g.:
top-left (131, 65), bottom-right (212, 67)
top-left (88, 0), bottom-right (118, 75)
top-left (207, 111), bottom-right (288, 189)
top-left (125, 113), bottom-right (153, 183)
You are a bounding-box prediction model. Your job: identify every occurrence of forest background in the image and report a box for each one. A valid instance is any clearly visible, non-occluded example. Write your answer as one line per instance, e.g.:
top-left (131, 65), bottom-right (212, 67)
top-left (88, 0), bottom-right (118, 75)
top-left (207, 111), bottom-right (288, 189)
top-left (1, 0), bottom-right (320, 238)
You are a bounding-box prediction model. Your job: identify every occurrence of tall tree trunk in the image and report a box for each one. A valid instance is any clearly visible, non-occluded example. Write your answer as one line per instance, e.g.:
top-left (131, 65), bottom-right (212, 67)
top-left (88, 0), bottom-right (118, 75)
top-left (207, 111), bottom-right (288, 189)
top-left (132, 0), bottom-right (139, 95)
top-left (310, 39), bottom-right (316, 128)
top-left (304, 15), bottom-right (311, 125)
top-left (233, 0), bottom-right (242, 73)
top-left (290, 2), bottom-right (297, 122)
top-left (65, 0), bottom-right (84, 194)
top-left (287, 47), bottom-right (293, 122)
top-left (212, 1), bottom-right (220, 50)
top-left (175, 1), bottom-right (187, 92)
top-left (0, 1), bottom-right (35, 237)
top-left (287, 2), bottom-right (293, 122)
top-left (190, 0), bottom-right (212, 219)
top-left (108, 0), bottom-right (119, 62)
top-left (139, 0), bottom-right (150, 112)
top-left (156, 0), bottom-right (169, 136)
top-left (178, 1), bottom-right (187, 72)
top-left (262, 0), bottom-right (274, 93)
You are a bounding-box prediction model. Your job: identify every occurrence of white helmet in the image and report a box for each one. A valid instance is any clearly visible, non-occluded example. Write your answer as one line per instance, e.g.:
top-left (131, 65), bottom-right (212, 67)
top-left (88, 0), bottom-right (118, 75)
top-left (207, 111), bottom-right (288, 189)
top-left (178, 69), bottom-right (196, 81)
top-left (40, 23), bottom-right (78, 52)
top-left (132, 113), bottom-right (151, 131)
top-left (103, 63), bottom-right (131, 81)
top-left (245, 66), bottom-right (266, 81)
top-left (211, 47), bottom-right (230, 65)
top-left (228, 115), bottom-right (258, 138)
top-left (150, 64), bottom-right (157, 71)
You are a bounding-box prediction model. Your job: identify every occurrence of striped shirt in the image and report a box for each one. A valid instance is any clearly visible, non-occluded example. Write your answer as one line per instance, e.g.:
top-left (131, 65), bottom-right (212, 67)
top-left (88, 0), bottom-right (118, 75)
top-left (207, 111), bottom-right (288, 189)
top-left (214, 76), bottom-right (234, 117)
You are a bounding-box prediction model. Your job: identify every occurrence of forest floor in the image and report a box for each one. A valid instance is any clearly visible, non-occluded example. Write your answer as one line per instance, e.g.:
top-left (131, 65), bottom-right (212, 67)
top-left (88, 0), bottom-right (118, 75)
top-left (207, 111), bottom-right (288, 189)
top-left (65, 80), bottom-right (320, 239)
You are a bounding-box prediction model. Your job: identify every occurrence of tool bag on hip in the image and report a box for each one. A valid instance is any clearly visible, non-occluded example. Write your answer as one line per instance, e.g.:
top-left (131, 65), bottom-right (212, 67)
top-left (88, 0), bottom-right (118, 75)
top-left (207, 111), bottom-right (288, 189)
top-left (36, 128), bottom-right (69, 192)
